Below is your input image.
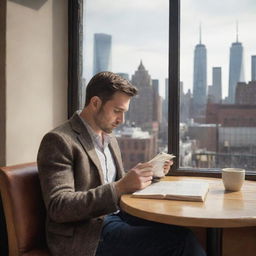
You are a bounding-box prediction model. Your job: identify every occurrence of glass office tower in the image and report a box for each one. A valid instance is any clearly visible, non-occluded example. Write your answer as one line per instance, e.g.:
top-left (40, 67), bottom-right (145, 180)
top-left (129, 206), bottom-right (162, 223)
top-left (251, 55), bottom-right (256, 81)
top-left (212, 67), bottom-right (222, 103)
top-left (193, 28), bottom-right (207, 117)
top-left (93, 33), bottom-right (112, 75)
top-left (228, 40), bottom-right (244, 103)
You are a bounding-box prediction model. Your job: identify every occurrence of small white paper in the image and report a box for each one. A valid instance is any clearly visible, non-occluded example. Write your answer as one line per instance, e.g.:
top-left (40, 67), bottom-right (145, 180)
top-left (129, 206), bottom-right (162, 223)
top-left (148, 152), bottom-right (176, 177)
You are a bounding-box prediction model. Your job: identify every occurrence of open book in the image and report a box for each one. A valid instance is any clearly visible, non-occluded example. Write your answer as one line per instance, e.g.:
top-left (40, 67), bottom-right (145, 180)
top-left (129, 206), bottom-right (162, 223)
top-left (132, 181), bottom-right (209, 202)
top-left (148, 152), bottom-right (176, 178)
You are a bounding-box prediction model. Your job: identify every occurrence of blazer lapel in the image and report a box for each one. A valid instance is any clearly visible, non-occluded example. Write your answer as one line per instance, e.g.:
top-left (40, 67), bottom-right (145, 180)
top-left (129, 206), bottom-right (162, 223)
top-left (109, 135), bottom-right (125, 180)
top-left (69, 113), bottom-right (105, 184)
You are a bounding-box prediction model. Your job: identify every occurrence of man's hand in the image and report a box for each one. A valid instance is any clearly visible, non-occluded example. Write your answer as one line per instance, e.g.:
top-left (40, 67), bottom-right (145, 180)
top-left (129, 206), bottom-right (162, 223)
top-left (163, 160), bottom-right (174, 175)
top-left (115, 162), bottom-right (153, 196)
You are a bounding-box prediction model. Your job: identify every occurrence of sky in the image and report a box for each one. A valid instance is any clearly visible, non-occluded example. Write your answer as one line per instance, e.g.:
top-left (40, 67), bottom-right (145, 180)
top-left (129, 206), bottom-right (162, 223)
top-left (83, 0), bottom-right (256, 99)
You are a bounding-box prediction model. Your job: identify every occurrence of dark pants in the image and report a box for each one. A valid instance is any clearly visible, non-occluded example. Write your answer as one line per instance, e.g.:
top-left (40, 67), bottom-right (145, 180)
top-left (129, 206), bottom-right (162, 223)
top-left (96, 211), bottom-right (206, 256)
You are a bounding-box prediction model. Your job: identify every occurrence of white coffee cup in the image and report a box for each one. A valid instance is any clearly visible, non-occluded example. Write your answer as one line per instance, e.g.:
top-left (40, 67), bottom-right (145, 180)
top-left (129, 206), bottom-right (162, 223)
top-left (222, 168), bottom-right (245, 191)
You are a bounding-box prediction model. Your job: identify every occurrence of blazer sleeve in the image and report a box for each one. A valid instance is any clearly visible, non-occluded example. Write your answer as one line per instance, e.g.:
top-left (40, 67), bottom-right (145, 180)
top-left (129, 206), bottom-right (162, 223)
top-left (37, 132), bottom-right (120, 223)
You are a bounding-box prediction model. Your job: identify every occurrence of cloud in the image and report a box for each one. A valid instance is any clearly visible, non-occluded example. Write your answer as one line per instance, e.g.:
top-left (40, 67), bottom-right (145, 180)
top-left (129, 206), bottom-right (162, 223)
top-left (184, 0), bottom-right (256, 17)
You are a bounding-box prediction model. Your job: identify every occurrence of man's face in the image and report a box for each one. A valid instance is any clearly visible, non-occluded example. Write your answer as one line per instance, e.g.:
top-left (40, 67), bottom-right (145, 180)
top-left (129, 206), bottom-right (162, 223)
top-left (94, 92), bottom-right (131, 134)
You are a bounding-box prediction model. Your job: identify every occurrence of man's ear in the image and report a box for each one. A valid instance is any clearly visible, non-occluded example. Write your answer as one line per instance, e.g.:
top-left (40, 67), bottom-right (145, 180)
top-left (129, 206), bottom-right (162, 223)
top-left (90, 96), bottom-right (102, 110)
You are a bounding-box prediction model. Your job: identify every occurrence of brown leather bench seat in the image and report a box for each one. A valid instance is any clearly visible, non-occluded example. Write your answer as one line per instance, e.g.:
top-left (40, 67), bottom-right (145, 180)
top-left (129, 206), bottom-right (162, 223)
top-left (0, 163), bottom-right (50, 256)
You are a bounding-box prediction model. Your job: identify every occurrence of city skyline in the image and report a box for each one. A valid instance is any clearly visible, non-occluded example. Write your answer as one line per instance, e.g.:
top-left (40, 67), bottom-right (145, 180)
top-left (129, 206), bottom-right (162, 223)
top-left (81, 0), bottom-right (256, 172)
top-left (83, 0), bottom-right (256, 99)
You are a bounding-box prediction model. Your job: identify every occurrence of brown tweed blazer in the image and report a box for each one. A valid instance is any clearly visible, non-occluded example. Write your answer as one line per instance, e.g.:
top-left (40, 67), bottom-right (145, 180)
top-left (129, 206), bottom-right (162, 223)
top-left (37, 112), bottom-right (125, 256)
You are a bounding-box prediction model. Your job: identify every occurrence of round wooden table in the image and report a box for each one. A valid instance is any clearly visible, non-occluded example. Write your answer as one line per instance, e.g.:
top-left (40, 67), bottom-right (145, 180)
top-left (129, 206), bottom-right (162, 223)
top-left (120, 176), bottom-right (256, 256)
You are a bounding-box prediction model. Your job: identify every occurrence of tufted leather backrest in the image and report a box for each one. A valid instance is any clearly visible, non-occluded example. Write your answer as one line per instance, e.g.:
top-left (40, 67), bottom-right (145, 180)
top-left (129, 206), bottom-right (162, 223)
top-left (0, 163), bottom-right (50, 256)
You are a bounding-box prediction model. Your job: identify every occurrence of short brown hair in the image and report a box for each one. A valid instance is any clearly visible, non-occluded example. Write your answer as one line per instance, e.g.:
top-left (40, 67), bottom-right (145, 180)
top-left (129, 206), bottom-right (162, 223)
top-left (85, 71), bottom-right (137, 106)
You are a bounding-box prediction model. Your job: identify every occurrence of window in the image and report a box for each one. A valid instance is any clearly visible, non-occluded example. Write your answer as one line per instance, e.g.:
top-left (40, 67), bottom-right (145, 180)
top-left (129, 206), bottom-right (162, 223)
top-left (70, 0), bottom-right (256, 177)
top-left (82, 0), bottom-right (168, 171)
top-left (179, 0), bottom-right (256, 174)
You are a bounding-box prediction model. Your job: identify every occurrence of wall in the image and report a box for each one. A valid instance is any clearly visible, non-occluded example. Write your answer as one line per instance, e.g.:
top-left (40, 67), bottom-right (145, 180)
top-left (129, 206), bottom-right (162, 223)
top-left (4, 0), bottom-right (68, 165)
top-left (0, 0), bottom-right (6, 166)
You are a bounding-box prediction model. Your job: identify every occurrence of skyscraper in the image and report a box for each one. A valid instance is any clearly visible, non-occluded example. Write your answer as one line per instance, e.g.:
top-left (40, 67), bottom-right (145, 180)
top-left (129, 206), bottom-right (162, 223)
top-left (152, 79), bottom-right (162, 123)
top-left (93, 33), bottom-right (112, 75)
top-left (163, 78), bottom-right (168, 119)
top-left (228, 24), bottom-right (244, 103)
top-left (251, 55), bottom-right (256, 81)
top-left (193, 25), bottom-right (207, 117)
top-left (128, 61), bottom-right (160, 128)
top-left (212, 67), bottom-right (222, 103)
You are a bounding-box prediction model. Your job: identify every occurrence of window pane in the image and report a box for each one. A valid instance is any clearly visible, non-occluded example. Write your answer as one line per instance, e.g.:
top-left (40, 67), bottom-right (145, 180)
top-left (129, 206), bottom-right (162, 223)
top-left (82, 1), bottom-right (169, 170)
top-left (180, 0), bottom-right (256, 172)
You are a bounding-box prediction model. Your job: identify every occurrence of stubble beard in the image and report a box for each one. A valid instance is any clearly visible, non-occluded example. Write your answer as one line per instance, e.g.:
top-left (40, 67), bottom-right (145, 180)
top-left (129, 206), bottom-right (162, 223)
top-left (94, 107), bottom-right (114, 134)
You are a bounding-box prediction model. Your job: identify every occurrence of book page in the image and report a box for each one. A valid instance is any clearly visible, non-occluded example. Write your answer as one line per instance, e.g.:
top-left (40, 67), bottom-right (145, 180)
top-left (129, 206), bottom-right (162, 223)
top-left (148, 152), bottom-right (176, 177)
top-left (133, 181), bottom-right (209, 202)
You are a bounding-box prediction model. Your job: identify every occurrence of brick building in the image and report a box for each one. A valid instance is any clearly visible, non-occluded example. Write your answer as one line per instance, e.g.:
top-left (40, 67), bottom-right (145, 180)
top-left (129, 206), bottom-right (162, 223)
top-left (127, 61), bottom-right (161, 130)
top-left (205, 96), bottom-right (256, 170)
top-left (236, 81), bottom-right (256, 105)
top-left (206, 104), bottom-right (256, 127)
top-left (187, 124), bottom-right (217, 152)
top-left (116, 127), bottom-right (156, 170)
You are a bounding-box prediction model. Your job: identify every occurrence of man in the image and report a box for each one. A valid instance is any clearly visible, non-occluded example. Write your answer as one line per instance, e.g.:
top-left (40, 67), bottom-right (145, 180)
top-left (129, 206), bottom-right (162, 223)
top-left (37, 72), bottom-right (206, 256)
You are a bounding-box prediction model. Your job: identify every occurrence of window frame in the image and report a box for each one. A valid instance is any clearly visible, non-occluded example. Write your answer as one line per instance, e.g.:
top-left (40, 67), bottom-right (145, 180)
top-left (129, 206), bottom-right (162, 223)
top-left (69, 0), bottom-right (256, 180)
top-left (68, 0), bottom-right (83, 118)
top-left (169, 0), bottom-right (256, 180)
